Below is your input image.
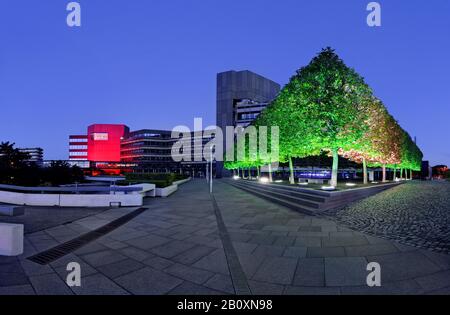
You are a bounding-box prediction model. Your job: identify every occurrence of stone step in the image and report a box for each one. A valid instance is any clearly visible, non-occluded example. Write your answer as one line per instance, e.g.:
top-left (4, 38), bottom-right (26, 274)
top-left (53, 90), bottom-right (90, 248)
top-left (229, 180), bottom-right (323, 209)
top-left (226, 181), bottom-right (318, 215)
top-left (225, 179), bottom-right (403, 214)
top-left (233, 180), bottom-right (328, 202)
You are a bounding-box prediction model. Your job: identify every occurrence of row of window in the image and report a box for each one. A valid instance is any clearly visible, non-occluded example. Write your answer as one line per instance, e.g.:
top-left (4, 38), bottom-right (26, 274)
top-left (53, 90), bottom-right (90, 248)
top-left (69, 152), bottom-right (88, 156)
top-left (69, 138), bottom-right (88, 143)
top-left (69, 145), bottom-right (88, 150)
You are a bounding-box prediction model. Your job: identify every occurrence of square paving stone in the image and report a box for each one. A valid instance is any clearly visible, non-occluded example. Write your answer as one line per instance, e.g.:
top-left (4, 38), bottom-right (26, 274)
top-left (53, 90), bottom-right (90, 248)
top-left (193, 249), bottom-right (230, 275)
top-left (367, 251), bottom-right (441, 282)
top-left (97, 259), bottom-right (145, 279)
top-left (283, 246), bottom-right (307, 258)
top-left (293, 258), bottom-right (325, 287)
top-left (415, 270), bottom-right (450, 292)
top-left (119, 246), bottom-right (155, 262)
top-left (143, 256), bottom-right (175, 270)
top-left (231, 241), bottom-right (258, 254)
top-left (81, 250), bottom-right (127, 267)
top-left (237, 252), bottom-right (265, 279)
top-left (294, 237), bottom-right (322, 247)
top-left (125, 234), bottom-right (172, 250)
top-left (344, 243), bottom-right (399, 257)
top-left (272, 236), bottom-right (296, 247)
top-left (322, 235), bottom-right (369, 247)
top-left (252, 256), bottom-right (297, 285)
top-left (74, 242), bottom-right (109, 255)
top-left (172, 245), bottom-right (218, 265)
top-left (248, 280), bottom-right (284, 295)
top-left (419, 249), bottom-right (450, 270)
top-left (168, 281), bottom-right (225, 295)
top-left (71, 273), bottom-right (130, 295)
top-left (204, 274), bottom-right (235, 294)
top-left (307, 247), bottom-right (346, 258)
top-left (325, 257), bottom-right (368, 287)
top-left (0, 272), bottom-right (30, 287)
top-left (29, 273), bottom-right (73, 295)
top-left (115, 267), bottom-right (183, 295)
top-left (340, 279), bottom-right (424, 295)
top-left (164, 263), bottom-right (215, 285)
top-left (252, 245), bottom-right (285, 257)
top-left (0, 284), bottom-right (35, 295)
top-left (284, 286), bottom-right (340, 295)
top-left (150, 240), bottom-right (197, 259)
top-left (247, 234), bottom-right (277, 245)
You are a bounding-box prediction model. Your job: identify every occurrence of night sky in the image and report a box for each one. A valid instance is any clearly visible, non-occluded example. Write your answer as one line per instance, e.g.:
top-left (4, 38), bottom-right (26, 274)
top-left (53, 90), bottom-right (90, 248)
top-left (1, 0), bottom-right (449, 165)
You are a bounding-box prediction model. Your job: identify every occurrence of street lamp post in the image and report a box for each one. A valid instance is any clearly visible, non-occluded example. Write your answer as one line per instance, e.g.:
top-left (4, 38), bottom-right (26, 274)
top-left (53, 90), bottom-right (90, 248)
top-left (210, 146), bottom-right (213, 194)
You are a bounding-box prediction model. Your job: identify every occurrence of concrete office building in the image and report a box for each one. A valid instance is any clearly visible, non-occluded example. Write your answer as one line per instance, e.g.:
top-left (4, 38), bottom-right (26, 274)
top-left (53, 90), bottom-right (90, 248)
top-left (69, 124), bottom-right (214, 176)
top-left (216, 70), bottom-right (280, 177)
top-left (121, 129), bottom-right (213, 174)
top-left (18, 147), bottom-right (44, 166)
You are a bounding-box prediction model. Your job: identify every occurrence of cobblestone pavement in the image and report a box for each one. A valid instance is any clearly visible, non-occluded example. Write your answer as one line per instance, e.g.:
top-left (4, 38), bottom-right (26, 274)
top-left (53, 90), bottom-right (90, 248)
top-left (325, 181), bottom-right (450, 255)
top-left (1, 179), bottom-right (450, 295)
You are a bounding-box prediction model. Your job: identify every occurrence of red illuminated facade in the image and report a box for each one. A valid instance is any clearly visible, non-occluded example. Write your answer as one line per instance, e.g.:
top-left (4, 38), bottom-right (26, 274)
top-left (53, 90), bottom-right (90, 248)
top-left (87, 124), bottom-right (129, 162)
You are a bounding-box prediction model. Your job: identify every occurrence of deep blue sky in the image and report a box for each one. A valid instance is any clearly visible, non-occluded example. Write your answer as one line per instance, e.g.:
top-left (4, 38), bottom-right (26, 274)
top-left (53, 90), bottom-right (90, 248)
top-left (1, 0), bottom-right (449, 165)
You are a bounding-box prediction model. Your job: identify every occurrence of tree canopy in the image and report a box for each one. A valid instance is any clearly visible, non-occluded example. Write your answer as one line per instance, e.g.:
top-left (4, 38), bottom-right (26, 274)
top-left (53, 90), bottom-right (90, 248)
top-left (225, 47), bottom-right (423, 178)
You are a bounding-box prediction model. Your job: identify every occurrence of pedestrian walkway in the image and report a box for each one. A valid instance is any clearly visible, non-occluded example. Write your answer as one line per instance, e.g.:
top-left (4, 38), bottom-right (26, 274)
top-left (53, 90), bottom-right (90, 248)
top-left (1, 179), bottom-right (450, 295)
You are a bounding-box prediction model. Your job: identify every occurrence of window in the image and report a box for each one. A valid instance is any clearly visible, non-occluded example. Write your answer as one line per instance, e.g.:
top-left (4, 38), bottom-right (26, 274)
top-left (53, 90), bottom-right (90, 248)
top-left (92, 133), bottom-right (109, 141)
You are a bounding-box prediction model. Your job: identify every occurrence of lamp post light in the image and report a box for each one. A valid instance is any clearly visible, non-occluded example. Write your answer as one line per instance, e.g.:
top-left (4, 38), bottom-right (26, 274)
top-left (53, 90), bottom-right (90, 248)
top-left (210, 146), bottom-right (213, 194)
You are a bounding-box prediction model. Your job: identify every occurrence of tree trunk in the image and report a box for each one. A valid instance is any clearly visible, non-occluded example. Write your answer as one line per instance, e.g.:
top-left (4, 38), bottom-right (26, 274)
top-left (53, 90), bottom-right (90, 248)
top-left (410, 169), bottom-right (413, 180)
top-left (400, 168), bottom-right (403, 180)
top-left (257, 166), bottom-right (260, 178)
top-left (382, 164), bottom-right (387, 183)
top-left (330, 149), bottom-right (339, 187)
top-left (268, 163), bottom-right (273, 182)
top-left (393, 165), bottom-right (397, 180)
top-left (363, 157), bottom-right (368, 185)
top-left (289, 157), bottom-right (295, 184)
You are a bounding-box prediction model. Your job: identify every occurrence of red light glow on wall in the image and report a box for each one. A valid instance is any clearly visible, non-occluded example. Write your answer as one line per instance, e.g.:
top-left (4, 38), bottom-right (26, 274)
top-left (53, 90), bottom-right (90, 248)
top-left (87, 124), bottom-right (129, 162)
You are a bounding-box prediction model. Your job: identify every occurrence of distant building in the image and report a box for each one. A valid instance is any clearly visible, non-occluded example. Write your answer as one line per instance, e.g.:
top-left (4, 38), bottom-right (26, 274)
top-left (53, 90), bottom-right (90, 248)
top-left (216, 70), bottom-right (280, 177)
top-left (432, 165), bottom-right (448, 179)
top-left (18, 147), bottom-right (44, 166)
top-left (69, 135), bottom-right (88, 161)
top-left (421, 161), bottom-right (432, 180)
top-left (69, 124), bottom-right (213, 176)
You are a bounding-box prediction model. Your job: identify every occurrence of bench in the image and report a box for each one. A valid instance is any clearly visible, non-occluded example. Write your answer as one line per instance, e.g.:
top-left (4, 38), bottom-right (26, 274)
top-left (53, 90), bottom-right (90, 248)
top-left (0, 223), bottom-right (24, 256)
top-left (0, 205), bottom-right (25, 217)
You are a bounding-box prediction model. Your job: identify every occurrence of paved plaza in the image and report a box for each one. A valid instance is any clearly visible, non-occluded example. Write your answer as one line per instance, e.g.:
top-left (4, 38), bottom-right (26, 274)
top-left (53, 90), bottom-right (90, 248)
top-left (1, 179), bottom-right (450, 295)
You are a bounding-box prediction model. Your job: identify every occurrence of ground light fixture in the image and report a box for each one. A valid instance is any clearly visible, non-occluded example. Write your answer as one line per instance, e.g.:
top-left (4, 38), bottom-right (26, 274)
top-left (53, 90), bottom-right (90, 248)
top-left (298, 182), bottom-right (309, 186)
top-left (345, 183), bottom-right (357, 187)
top-left (321, 186), bottom-right (336, 191)
top-left (371, 181), bottom-right (379, 184)
top-left (233, 175), bottom-right (240, 180)
top-left (275, 180), bottom-right (283, 183)
top-left (259, 177), bottom-right (270, 184)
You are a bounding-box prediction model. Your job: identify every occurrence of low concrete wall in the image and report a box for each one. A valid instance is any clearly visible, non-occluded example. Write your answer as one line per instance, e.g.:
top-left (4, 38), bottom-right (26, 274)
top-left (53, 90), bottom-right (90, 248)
top-left (154, 178), bottom-right (191, 198)
top-left (155, 185), bottom-right (178, 197)
top-left (0, 190), bottom-right (143, 207)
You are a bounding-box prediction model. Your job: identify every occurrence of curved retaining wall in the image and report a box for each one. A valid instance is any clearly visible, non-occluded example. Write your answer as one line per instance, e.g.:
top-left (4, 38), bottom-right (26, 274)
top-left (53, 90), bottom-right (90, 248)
top-left (0, 190), bottom-right (143, 207)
